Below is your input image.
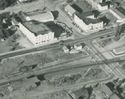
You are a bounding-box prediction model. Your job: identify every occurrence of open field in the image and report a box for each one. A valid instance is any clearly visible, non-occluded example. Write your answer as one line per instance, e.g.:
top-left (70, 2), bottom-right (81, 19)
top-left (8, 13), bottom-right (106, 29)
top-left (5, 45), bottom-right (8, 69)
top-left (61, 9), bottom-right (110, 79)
top-left (0, 45), bottom-right (89, 78)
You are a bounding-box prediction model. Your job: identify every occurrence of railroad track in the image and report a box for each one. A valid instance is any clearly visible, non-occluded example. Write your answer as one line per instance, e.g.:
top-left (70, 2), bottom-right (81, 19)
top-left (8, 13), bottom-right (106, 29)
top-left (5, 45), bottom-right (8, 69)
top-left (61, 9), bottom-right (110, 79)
top-left (0, 56), bottom-right (124, 86)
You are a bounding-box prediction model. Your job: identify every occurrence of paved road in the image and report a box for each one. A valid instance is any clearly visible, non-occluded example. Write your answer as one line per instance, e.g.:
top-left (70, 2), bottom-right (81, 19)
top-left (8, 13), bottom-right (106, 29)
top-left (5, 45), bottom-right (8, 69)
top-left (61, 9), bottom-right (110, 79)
top-left (0, 30), bottom-right (114, 60)
top-left (0, 0), bottom-right (122, 97)
top-left (85, 37), bottom-right (125, 78)
top-left (0, 0), bottom-right (115, 61)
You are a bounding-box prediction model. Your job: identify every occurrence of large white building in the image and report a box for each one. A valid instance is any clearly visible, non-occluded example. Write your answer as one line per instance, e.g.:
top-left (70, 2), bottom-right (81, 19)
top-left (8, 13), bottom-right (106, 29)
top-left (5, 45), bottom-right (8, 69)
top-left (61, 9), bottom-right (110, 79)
top-left (12, 11), bottom-right (72, 46)
top-left (73, 12), bottom-right (103, 32)
top-left (65, 4), bottom-right (103, 32)
top-left (18, 21), bottom-right (56, 46)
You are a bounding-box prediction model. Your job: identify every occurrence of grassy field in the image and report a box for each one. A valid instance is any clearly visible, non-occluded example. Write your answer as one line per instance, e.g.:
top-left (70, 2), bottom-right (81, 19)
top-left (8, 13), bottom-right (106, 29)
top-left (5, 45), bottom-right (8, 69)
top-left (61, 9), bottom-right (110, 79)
top-left (0, 46), bottom-right (88, 78)
top-left (0, 32), bottom-right (23, 54)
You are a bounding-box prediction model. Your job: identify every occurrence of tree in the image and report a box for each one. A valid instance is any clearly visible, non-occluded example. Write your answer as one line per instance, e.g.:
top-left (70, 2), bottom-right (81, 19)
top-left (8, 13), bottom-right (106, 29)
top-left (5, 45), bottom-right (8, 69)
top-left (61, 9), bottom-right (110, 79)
top-left (5, 0), bottom-right (17, 6)
top-left (0, 0), bottom-right (17, 10)
top-left (0, 0), bottom-right (7, 10)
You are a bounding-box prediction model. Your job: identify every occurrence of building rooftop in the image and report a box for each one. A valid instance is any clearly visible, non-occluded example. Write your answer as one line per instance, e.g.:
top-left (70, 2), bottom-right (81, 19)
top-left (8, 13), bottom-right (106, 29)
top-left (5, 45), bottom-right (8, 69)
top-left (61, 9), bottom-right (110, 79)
top-left (83, 11), bottom-right (93, 17)
top-left (76, 12), bottom-right (102, 25)
top-left (15, 11), bottom-right (28, 22)
top-left (99, 16), bottom-right (110, 24)
top-left (110, 8), bottom-right (125, 19)
top-left (110, 94), bottom-right (121, 99)
top-left (23, 20), bottom-right (51, 36)
top-left (27, 11), bottom-right (54, 22)
top-left (71, 0), bottom-right (92, 12)
top-left (44, 22), bottom-right (65, 38)
top-left (99, 2), bottom-right (107, 6)
top-left (71, 87), bottom-right (89, 99)
top-left (65, 4), bottom-right (76, 15)
top-left (71, 3), bottom-right (83, 13)
top-left (116, 7), bottom-right (125, 16)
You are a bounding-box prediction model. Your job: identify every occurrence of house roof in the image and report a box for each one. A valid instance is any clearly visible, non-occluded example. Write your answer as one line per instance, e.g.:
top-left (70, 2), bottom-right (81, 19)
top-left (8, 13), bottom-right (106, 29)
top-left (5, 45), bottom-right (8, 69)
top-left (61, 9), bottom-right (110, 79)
top-left (22, 20), bottom-right (51, 36)
top-left (28, 11), bottom-right (54, 22)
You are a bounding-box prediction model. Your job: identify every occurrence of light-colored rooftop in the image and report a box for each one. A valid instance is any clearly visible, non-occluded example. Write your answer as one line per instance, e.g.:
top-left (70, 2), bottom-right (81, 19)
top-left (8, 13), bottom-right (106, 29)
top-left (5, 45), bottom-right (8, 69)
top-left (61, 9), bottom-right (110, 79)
top-left (65, 4), bottom-right (76, 15)
top-left (113, 45), bottom-right (125, 55)
top-left (28, 11), bottom-right (54, 22)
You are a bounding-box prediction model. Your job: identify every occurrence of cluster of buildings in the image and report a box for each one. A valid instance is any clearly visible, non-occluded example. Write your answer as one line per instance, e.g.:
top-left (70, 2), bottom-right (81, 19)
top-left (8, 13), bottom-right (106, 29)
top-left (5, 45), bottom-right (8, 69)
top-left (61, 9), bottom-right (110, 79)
top-left (12, 11), bottom-right (71, 46)
top-left (63, 43), bottom-right (86, 54)
top-left (64, 2), bottom-right (106, 33)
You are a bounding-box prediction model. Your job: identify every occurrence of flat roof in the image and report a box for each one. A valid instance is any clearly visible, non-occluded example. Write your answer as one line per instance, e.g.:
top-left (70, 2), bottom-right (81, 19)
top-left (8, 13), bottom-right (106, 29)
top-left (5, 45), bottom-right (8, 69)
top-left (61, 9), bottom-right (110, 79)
top-left (28, 11), bottom-right (54, 22)
top-left (71, 3), bottom-right (83, 13)
top-left (83, 11), bottom-right (93, 17)
top-left (44, 22), bottom-right (65, 37)
top-left (113, 45), bottom-right (125, 55)
top-left (65, 4), bottom-right (76, 15)
top-left (23, 21), bottom-right (50, 36)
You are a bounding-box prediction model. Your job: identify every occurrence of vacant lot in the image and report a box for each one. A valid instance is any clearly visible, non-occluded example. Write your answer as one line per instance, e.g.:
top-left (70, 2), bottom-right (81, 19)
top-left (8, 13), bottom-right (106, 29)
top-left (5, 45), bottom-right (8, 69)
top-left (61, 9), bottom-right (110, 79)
top-left (0, 46), bottom-right (88, 78)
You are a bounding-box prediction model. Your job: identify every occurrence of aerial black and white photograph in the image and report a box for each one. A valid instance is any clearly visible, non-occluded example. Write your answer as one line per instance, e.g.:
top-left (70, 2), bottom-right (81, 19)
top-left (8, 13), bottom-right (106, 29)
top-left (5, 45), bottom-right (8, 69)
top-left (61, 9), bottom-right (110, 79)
top-left (0, 0), bottom-right (125, 99)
